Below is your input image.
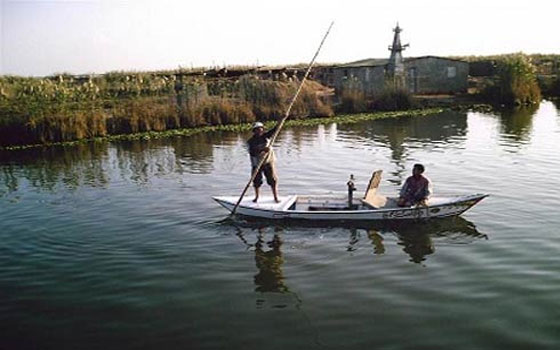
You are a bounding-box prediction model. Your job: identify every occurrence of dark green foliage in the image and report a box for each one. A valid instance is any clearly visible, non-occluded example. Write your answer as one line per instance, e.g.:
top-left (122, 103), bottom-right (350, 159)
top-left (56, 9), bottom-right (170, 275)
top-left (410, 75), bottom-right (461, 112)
top-left (480, 53), bottom-right (541, 106)
top-left (372, 85), bottom-right (414, 111)
top-left (337, 88), bottom-right (368, 113)
top-left (539, 75), bottom-right (560, 97)
top-left (552, 78), bottom-right (560, 96)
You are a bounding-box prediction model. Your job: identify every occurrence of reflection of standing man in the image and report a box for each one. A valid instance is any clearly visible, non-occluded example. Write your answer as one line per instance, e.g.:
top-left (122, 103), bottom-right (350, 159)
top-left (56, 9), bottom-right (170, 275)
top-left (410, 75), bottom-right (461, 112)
top-left (248, 122), bottom-right (279, 203)
top-left (254, 233), bottom-right (287, 293)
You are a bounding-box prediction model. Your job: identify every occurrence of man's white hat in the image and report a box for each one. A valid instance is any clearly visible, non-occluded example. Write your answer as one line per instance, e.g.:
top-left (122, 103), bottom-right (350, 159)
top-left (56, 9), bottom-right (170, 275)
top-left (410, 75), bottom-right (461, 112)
top-left (252, 122), bottom-right (264, 129)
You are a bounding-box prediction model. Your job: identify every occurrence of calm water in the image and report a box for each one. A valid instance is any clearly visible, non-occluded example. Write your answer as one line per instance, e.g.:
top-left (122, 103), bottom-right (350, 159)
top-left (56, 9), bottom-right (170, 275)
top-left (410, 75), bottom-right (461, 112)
top-left (1, 101), bottom-right (560, 349)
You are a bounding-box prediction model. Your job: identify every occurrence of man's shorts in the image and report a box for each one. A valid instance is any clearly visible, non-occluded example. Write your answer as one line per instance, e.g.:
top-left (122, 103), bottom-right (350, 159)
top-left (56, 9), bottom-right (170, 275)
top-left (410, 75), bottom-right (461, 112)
top-left (252, 162), bottom-right (277, 188)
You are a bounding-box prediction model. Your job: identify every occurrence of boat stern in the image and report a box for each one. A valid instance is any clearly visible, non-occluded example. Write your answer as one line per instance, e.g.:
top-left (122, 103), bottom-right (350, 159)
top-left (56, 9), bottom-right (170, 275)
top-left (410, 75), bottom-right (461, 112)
top-left (212, 196), bottom-right (236, 213)
top-left (213, 195), bottom-right (298, 216)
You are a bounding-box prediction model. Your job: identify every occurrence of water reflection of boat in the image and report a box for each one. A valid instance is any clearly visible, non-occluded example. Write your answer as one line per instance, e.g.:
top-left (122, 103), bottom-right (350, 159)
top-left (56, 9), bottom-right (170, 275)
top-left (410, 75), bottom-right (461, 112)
top-left (214, 170), bottom-right (488, 222)
top-left (226, 215), bottom-right (487, 265)
top-left (382, 217), bottom-right (487, 263)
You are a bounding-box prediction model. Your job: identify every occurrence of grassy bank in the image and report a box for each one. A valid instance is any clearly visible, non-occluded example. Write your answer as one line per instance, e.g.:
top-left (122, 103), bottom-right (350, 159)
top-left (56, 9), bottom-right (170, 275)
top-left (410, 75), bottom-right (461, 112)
top-left (0, 73), bottom-right (333, 147)
top-left (337, 82), bottom-right (415, 114)
top-left (3, 54), bottom-right (551, 148)
top-left (0, 108), bottom-right (444, 151)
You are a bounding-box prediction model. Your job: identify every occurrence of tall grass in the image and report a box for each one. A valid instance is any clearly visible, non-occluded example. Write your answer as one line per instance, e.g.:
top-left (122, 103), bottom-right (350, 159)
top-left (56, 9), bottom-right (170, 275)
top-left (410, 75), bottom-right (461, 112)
top-left (480, 53), bottom-right (541, 106)
top-left (337, 88), bottom-right (367, 113)
top-left (336, 78), bottom-right (414, 113)
top-left (0, 73), bottom-right (333, 147)
top-left (372, 82), bottom-right (414, 111)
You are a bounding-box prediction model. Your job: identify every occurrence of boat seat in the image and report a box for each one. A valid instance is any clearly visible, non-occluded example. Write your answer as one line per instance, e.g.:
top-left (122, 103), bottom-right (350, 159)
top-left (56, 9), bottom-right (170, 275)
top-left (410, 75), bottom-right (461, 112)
top-left (281, 195), bottom-right (298, 211)
top-left (361, 196), bottom-right (387, 209)
top-left (361, 169), bottom-right (387, 209)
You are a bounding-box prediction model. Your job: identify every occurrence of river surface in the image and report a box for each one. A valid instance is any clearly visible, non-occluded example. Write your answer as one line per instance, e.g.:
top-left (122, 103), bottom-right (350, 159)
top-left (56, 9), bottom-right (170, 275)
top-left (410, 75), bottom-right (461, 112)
top-left (1, 101), bottom-right (560, 350)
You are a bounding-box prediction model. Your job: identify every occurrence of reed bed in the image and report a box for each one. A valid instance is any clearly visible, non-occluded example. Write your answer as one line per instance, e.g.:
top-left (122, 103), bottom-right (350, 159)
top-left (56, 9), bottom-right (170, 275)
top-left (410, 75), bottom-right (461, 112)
top-left (495, 54), bottom-right (541, 105)
top-left (0, 73), bottom-right (333, 147)
top-left (474, 54), bottom-right (542, 105)
top-left (336, 79), bottom-right (414, 113)
top-left (372, 84), bottom-right (415, 111)
top-left (1, 108), bottom-right (443, 151)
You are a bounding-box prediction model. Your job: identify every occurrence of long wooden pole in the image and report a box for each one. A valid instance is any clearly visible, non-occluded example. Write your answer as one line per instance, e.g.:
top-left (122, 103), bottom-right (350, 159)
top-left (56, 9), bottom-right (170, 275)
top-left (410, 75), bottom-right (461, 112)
top-left (231, 21), bottom-right (334, 215)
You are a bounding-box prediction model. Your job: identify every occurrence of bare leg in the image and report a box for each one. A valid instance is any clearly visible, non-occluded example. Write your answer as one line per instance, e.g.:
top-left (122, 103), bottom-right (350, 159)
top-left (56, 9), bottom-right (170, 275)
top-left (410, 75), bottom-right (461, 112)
top-left (253, 186), bottom-right (260, 202)
top-left (272, 184), bottom-right (279, 203)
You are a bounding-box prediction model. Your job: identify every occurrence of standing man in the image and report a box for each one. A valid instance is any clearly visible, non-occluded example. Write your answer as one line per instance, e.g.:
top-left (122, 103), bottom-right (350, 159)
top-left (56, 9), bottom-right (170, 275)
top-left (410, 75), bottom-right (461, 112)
top-left (398, 163), bottom-right (432, 207)
top-left (248, 121), bottom-right (279, 203)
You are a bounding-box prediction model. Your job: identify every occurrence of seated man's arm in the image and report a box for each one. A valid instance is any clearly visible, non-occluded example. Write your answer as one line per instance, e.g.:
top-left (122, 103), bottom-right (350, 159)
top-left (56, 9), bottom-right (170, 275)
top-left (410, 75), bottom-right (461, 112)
top-left (423, 178), bottom-right (433, 198)
top-left (416, 179), bottom-right (432, 206)
top-left (397, 179), bottom-right (410, 206)
top-left (399, 179), bottom-right (410, 198)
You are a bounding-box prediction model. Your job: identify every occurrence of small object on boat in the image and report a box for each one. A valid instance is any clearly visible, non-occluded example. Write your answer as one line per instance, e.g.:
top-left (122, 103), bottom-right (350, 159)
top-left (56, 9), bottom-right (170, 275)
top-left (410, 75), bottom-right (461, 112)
top-left (347, 174), bottom-right (356, 210)
top-left (214, 170), bottom-right (488, 221)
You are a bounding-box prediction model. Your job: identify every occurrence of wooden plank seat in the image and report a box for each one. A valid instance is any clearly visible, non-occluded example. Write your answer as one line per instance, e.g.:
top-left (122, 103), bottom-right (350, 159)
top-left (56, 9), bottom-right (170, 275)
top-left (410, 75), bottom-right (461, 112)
top-left (361, 169), bottom-right (388, 209)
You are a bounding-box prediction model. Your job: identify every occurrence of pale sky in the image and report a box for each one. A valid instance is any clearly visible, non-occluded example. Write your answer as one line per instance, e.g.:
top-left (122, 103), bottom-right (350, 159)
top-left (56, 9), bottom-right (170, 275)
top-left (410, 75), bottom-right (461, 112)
top-left (1, 0), bottom-right (559, 76)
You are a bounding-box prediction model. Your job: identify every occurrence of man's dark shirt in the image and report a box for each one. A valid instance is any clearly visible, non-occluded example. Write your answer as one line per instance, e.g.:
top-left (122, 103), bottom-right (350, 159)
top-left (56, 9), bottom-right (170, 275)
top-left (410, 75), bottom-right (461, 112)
top-left (248, 126), bottom-right (277, 157)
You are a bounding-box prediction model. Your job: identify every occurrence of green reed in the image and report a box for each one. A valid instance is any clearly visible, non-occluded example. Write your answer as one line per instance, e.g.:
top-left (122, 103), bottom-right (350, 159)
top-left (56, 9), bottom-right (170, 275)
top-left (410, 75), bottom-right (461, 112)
top-left (1, 108), bottom-right (443, 151)
top-left (479, 53), bottom-right (541, 106)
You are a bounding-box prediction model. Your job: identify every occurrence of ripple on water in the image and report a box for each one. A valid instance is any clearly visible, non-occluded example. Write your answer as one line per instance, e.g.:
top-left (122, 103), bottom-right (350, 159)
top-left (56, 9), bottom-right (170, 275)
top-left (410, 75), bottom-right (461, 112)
top-left (2, 104), bottom-right (560, 349)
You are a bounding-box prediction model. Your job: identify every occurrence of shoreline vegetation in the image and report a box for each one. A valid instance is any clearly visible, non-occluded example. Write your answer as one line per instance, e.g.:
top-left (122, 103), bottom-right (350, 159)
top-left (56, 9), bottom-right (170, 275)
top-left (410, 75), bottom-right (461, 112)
top-left (0, 75), bottom-right (334, 148)
top-left (1, 53), bottom-right (558, 150)
top-left (0, 108), bottom-right (443, 151)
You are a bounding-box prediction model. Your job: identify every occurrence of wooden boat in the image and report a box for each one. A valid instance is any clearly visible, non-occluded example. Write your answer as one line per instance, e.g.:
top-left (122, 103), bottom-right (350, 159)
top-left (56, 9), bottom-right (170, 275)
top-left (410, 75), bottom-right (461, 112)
top-left (214, 170), bottom-right (488, 221)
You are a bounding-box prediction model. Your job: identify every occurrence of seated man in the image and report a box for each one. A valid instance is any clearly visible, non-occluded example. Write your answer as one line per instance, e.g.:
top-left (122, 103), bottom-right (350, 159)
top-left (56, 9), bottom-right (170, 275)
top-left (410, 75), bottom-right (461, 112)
top-left (398, 163), bottom-right (432, 207)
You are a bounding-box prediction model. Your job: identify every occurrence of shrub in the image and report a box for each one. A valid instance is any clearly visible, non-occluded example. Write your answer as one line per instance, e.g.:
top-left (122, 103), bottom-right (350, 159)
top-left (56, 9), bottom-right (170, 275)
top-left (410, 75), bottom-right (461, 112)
top-left (337, 87), bottom-right (368, 113)
top-left (372, 85), bottom-right (414, 111)
top-left (548, 76), bottom-right (560, 96)
top-left (484, 53), bottom-right (542, 106)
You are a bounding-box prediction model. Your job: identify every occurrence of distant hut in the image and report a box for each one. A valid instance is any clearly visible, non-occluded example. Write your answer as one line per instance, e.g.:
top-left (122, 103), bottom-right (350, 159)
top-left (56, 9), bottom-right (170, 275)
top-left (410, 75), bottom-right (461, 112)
top-left (405, 56), bottom-right (469, 94)
top-left (332, 24), bottom-right (469, 96)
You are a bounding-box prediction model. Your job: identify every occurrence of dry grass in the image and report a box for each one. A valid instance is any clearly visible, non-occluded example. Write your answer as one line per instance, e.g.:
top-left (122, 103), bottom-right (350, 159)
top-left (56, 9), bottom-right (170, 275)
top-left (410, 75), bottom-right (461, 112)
top-left (0, 72), bottom-right (333, 147)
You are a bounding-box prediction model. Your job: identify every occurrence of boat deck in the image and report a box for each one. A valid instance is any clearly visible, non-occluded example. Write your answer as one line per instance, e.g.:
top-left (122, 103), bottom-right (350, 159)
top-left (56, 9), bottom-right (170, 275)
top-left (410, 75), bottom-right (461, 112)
top-left (214, 194), bottom-right (486, 213)
top-left (230, 195), bottom-right (403, 212)
top-left (230, 195), bottom-right (298, 211)
top-left (294, 195), bottom-right (402, 211)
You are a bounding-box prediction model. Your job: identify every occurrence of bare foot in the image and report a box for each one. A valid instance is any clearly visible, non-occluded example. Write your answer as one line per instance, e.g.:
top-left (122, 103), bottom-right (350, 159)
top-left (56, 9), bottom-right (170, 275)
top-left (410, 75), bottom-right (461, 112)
top-left (274, 198), bottom-right (280, 203)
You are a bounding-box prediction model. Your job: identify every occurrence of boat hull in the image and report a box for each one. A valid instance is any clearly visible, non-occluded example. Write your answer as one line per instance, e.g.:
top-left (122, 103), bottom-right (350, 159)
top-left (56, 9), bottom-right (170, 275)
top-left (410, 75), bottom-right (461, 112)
top-left (213, 194), bottom-right (488, 221)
